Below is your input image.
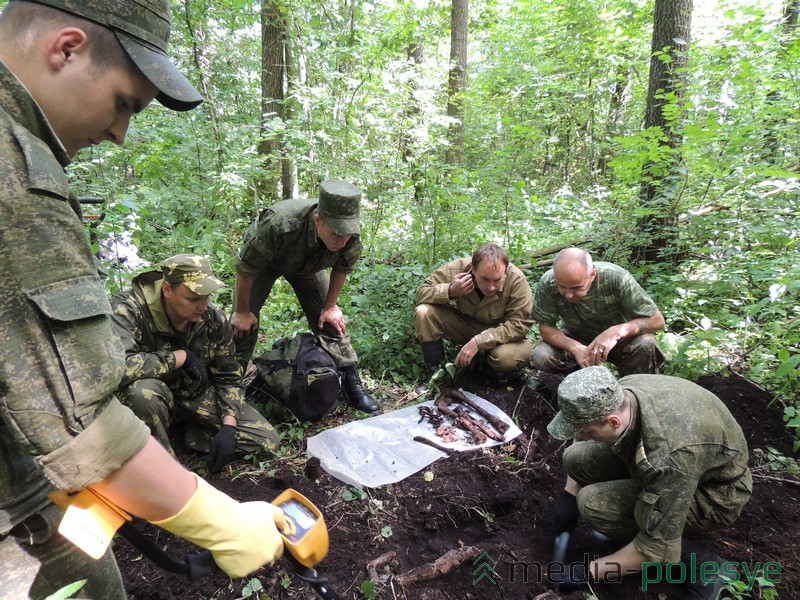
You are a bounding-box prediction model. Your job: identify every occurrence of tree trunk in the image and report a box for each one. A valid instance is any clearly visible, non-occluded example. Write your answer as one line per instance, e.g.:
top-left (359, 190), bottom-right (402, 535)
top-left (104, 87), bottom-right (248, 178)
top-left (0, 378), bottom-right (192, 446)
top-left (634, 0), bottom-right (692, 263)
top-left (445, 0), bottom-right (468, 166)
top-left (784, 0), bottom-right (800, 29)
top-left (762, 0), bottom-right (800, 163)
top-left (182, 0), bottom-right (221, 171)
top-left (256, 0), bottom-right (287, 203)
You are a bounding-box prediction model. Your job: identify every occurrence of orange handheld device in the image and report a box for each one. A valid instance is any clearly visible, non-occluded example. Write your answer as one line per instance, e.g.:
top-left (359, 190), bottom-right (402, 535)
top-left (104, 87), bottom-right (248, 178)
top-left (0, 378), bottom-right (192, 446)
top-left (271, 489), bottom-right (329, 568)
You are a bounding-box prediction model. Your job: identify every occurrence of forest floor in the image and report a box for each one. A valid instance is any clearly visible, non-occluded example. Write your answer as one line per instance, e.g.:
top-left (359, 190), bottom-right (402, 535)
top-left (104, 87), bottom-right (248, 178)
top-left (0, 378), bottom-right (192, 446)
top-left (116, 370), bottom-right (800, 600)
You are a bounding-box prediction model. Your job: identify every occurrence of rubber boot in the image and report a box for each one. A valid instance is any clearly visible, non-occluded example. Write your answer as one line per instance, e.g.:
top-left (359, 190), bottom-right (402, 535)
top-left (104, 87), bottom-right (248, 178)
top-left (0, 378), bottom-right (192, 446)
top-left (342, 365), bottom-right (380, 413)
top-left (680, 538), bottom-right (726, 600)
top-left (416, 340), bottom-right (446, 395)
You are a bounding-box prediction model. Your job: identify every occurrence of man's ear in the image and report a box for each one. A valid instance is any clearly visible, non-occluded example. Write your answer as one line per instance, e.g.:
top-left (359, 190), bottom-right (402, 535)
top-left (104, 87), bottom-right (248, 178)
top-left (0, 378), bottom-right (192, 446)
top-left (45, 28), bottom-right (89, 72)
top-left (607, 414), bottom-right (622, 429)
top-left (162, 281), bottom-right (173, 298)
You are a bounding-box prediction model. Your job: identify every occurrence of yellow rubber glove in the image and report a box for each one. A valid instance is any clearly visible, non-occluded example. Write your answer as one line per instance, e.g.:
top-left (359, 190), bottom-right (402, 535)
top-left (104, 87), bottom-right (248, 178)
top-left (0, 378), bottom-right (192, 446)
top-left (151, 474), bottom-right (286, 577)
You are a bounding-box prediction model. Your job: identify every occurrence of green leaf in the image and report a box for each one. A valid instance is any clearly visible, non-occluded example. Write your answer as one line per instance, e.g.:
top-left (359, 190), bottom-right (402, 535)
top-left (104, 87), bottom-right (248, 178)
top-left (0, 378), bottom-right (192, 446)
top-left (45, 581), bottom-right (87, 600)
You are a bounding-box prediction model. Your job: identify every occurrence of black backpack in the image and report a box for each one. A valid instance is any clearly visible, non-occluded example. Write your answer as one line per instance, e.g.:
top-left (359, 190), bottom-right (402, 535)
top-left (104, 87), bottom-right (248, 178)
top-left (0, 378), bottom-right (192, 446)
top-left (247, 333), bottom-right (341, 421)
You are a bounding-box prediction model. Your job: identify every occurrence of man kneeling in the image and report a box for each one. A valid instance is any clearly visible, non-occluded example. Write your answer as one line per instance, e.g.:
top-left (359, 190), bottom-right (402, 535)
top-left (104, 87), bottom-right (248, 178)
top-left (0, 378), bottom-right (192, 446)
top-left (548, 366), bottom-right (751, 599)
top-left (112, 254), bottom-right (279, 473)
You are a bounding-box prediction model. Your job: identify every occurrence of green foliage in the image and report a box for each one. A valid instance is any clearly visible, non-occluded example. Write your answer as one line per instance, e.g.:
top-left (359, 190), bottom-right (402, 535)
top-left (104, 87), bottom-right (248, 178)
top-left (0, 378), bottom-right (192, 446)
top-left (341, 487), bottom-right (367, 502)
top-left (240, 578), bottom-right (264, 599)
top-left (347, 261), bottom-right (428, 385)
top-left (45, 581), bottom-right (87, 600)
top-left (51, 0), bottom-right (800, 447)
top-left (360, 579), bottom-right (377, 599)
top-left (721, 570), bottom-right (779, 600)
top-left (754, 447), bottom-right (800, 475)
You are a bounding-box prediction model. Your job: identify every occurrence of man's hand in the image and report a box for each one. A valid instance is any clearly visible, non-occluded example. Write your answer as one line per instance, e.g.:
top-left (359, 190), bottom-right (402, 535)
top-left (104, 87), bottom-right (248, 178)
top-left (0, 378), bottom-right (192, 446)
top-left (448, 271), bottom-right (474, 298)
top-left (455, 338), bottom-right (479, 367)
top-left (586, 327), bottom-right (621, 366)
top-left (152, 475), bottom-right (287, 578)
top-left (230, 311), bottom-right (258, 340)
top-left (554, 489), bottom-right (580, 533)
top-left (182, 350), bottom-right (209, 394)
top-left (209, 425), bottom-right (237, 474)
top-left (319, 305), bottom-right (346, 336)
top-left (571, 344), bottom-right (595, 369)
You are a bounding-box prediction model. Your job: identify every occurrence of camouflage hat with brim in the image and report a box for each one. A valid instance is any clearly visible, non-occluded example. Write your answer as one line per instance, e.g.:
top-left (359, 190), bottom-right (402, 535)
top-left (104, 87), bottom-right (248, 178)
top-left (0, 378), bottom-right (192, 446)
top-left (21, 0), bottom-right (202, 111)
top-left (161, 254), bottom-right (224, 295)
top-left (317, 179), bottom-right (362, 236)
top-left (547, 366), bottom-right (624, 440)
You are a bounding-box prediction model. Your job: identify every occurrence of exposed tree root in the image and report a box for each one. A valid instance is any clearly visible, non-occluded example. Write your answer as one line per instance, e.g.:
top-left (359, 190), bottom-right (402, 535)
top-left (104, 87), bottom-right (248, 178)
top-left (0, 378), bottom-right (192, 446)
top-left (395, 545), bottom-right (481, 586)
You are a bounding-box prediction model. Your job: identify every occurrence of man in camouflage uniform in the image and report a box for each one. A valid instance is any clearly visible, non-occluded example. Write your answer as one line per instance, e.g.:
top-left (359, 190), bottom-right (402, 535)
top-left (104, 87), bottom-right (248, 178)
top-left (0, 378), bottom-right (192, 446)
top-left (112, 254), bottom-right (279, 473)
top-left (231, 179), bottom-right (380, 413)
top-left (531, 247), bottom-right (666, 377)
top-left (415, 243), bottom-right (533, 380)
top-left (0, 2), bottom-right (286, 598)
top-left (548, 366), bottom-right (752, 599)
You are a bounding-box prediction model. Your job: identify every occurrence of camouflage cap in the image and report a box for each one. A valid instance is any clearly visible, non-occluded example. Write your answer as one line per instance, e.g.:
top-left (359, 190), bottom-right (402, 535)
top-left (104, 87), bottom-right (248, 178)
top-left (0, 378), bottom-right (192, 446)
top-left (317, 179), bottom-right (361, 236)
top-left (547, 366), bottom-right (624, 440)
top-left (21, 0), bottom-right (202, 111)
top-left (161, 254), bottom-right (225, 295)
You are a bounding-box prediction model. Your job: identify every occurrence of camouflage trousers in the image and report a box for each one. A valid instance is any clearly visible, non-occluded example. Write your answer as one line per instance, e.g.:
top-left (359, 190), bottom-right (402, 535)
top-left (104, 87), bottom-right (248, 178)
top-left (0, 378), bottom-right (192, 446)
top-left (118, 379), bottom-right (279, 456)
top-left (234, 269), bottom-right (358, 368)
top-left (530, 333), bottom-right (665, 377)
top-left (564, 440), bottom-right (752, 559)
top-left (0, 503), bottom-right (126, 599)
top-left (414, 303), bottom-right (533, 373)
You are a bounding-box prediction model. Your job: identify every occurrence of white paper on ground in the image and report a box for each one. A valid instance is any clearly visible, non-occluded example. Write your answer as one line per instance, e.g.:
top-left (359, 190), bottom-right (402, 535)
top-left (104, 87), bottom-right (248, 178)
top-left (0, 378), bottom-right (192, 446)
top-left (306, 389), bottom-right (522, 488)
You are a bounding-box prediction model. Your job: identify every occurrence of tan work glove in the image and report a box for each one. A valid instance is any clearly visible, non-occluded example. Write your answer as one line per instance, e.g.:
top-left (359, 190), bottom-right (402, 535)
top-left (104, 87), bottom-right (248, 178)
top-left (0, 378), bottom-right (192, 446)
top-left (151, 474), bottom-right (286, 577)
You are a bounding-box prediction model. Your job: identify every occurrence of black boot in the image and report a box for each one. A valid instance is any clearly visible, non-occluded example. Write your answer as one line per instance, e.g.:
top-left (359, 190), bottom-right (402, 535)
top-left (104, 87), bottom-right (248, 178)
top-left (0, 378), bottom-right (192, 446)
top-left (416, 340), bottom-right (446, 395)
top-left (342, 365), bottom-right (380, 413)
top-left (421, 339), bottom-right (446, 368)
top-left (680, 538), bottom-right (726, 600)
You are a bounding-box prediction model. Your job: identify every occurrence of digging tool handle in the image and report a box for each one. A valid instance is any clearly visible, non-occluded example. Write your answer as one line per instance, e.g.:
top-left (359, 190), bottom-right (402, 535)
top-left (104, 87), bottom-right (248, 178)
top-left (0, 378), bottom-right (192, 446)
top-left (553, 531), bottom-right (570, 564)
top-left (286, 553), bottom-right (342, 600)
top-left (118, 521), bottom-right (217, 581)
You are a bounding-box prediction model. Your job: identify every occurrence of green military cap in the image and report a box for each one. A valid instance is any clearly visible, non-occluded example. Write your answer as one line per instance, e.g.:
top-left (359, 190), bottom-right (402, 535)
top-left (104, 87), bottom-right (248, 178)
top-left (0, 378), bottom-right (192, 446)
top-left (547, 366), bottom-right (624, 440)
top-left (317, 179), bottom-right (362, 236)
top-left (161, 254), bottom-right (225, 295)
top-left (18, 0), bottom-right (202, 111)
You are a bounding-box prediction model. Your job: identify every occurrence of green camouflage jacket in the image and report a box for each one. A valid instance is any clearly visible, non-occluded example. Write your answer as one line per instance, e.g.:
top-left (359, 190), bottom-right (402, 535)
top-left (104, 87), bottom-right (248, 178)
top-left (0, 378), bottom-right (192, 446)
top-left (532, 261), bottom-right (660, 342)
top-left (235, 199), bottom-right (362, 277)
top-left (616, 374), bottom-right (752, 562)
top-left (0, 61), bottom-right (149, 533)
top-left (415, 257), bottom-right (533, 350)
top-left (111, 270), bottom-right (246, 421)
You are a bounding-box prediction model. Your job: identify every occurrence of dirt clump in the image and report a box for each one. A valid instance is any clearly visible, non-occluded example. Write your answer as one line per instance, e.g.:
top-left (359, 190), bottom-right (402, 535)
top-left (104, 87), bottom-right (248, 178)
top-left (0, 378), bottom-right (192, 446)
top-left (115, 372), bottom-right (800, 599)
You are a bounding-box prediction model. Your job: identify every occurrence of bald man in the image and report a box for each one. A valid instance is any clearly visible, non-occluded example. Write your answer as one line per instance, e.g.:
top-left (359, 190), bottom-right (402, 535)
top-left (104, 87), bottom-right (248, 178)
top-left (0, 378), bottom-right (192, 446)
top-left (530, 248), bottom-right (665, 377)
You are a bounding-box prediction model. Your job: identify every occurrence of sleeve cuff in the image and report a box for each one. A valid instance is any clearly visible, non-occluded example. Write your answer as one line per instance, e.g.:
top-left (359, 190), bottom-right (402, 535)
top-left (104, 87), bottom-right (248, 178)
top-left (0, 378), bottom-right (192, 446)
top-left (38, 398), bottom-right (151, 492)
top-left (633, 532), bottom-right (682, 563)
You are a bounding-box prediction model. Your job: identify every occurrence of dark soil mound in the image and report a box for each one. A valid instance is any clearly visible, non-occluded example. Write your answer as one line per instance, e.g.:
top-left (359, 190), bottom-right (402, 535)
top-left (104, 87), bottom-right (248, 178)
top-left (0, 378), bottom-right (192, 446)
top-left (115, 372), bottom-right (800, 599)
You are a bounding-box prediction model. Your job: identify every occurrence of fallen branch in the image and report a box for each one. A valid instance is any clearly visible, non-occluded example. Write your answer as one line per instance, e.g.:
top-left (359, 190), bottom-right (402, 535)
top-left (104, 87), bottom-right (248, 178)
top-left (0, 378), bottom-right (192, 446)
top-left (413, 435), bottom-right (455, 455)
top-left (752, 473), bottom-right (800, 487)
top-left (366, 550), bottom-right (398, 582)
top-left (528, 237), bottom-right (590, 260)
top-left (395, 545), bottom-right (481, 586)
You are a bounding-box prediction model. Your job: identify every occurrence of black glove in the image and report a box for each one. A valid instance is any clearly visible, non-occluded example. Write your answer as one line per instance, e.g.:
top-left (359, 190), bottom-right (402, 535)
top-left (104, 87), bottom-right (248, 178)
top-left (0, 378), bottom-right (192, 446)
top-left (554, 489), bottom-right (580, 533)
top-left (181, 350), bottom-right (209, 395)
top-left (554, 562), bottom-right (590, 593)
top-left (208, 424), bottom-right (237, 474)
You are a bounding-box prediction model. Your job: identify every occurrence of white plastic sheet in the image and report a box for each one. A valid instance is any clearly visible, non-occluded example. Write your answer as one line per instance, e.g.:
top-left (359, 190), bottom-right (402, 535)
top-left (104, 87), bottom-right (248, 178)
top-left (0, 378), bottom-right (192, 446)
top-left (306, 390), bottom-right (521, 488)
